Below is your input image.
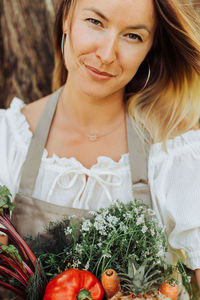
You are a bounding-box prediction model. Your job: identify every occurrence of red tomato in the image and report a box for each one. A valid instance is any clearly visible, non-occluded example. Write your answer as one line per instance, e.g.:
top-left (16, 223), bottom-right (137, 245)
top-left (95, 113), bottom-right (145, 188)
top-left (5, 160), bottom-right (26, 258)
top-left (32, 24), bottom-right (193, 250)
top-left (43, 268), bottom-right (104, 300)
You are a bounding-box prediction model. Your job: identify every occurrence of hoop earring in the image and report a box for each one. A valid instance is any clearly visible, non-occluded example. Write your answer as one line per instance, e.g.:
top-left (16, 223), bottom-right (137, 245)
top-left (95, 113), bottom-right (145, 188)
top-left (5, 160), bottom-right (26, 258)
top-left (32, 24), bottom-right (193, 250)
top-left (140, 61), bottom-right (151, 92)
top-left (61, 33), bottom-right (67, 55)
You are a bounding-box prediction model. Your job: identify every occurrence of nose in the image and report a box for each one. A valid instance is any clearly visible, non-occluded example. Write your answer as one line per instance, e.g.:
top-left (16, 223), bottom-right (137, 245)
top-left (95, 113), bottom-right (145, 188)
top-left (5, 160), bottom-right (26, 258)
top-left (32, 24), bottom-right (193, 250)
top-left (96, 34), bottom-right (118, 65)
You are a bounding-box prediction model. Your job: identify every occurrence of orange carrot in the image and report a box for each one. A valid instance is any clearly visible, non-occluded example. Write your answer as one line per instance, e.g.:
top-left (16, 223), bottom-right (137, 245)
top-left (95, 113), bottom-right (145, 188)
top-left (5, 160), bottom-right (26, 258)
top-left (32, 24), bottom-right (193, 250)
top-left (159, 282), bottom-right (178, 300)
top-left (101, 269), bottom-right (121, 299)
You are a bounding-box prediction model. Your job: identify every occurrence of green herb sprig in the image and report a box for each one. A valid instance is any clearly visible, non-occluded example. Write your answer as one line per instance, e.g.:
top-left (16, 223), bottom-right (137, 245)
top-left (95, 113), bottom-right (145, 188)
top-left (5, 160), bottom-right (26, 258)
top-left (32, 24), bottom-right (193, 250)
top-left (0, 185), bottom-right (14, 214)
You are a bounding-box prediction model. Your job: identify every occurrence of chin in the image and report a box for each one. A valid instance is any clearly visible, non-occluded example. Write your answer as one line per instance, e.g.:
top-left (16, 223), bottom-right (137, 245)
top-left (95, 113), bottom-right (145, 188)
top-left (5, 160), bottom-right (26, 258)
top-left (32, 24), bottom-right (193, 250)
top-left (81, 85), bottom-right (119, 99)
top-left (82, 88), bottom-right (111, 99)
top-left (80, 82), bottom-right (122, 99)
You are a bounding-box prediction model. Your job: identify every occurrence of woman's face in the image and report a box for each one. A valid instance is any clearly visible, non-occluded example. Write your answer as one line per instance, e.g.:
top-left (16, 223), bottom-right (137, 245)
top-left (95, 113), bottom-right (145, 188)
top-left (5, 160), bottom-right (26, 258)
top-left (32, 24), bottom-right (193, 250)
top-left (63, 0), bottom-right (157, 99)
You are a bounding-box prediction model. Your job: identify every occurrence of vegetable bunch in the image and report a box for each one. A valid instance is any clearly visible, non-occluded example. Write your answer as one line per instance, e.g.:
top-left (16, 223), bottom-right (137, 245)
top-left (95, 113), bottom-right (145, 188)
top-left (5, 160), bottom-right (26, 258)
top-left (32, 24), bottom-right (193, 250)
top-left (0, 185), bottom-right (193, 299)
top-left (0, 185), bottom-right (46, 299)
top-left (30, 200), bottom-right (192, 297)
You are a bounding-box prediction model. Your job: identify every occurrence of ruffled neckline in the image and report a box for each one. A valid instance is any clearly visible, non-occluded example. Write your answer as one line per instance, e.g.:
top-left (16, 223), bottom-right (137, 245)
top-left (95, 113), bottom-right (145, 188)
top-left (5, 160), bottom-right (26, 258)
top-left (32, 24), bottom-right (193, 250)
top-left (42, 148), bottom-right (129, 170)
top-left (6, 97), bottom-right (129, 170)
top-left (6, 97), bottom-right (200, 163)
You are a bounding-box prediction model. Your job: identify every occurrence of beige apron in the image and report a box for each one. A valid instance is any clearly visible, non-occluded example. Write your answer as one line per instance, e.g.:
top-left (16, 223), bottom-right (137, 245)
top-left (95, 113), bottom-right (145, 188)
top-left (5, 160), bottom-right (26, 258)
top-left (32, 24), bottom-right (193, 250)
top-left (10, 88), bottom-right (189, 299)
top-left (11, 87), bottom-right (151, 237)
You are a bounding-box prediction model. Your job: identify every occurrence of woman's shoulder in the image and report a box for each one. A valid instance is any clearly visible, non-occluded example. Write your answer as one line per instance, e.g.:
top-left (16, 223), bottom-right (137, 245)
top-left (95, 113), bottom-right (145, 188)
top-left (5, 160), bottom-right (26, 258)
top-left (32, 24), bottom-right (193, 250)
top-left (0, 94), bottom-right (51, 146)
top-left (21, 94), bottom-right (50, 133)
top-left (0, 97), bottom-right (26, 135)
top-left (150, 129), bottom-right (200, 161)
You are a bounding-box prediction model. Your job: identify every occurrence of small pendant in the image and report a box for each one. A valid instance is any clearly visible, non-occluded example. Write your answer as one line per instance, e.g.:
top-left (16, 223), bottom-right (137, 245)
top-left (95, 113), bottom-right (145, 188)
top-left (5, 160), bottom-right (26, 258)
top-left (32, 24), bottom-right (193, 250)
top-left (88, 135), bottom-right (98, 141)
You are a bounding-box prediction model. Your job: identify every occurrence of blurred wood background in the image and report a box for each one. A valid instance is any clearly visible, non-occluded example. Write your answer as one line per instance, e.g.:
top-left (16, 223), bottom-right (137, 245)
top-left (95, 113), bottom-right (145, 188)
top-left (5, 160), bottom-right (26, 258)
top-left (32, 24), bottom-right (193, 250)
top-left (0, 0), bottom-right (199, 109)
top-left (0, 0), bottom-right (58, 295)
top-left (0, 0), bottom-right (58, 108)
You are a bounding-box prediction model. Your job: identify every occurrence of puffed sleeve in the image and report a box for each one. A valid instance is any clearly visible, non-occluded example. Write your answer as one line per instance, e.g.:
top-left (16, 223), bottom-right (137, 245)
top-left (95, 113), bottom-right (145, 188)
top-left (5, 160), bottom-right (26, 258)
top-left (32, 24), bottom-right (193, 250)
top-left (149, 130), bottom-right (200, 270)
top-left (0, 98), bottom-right (32, 199)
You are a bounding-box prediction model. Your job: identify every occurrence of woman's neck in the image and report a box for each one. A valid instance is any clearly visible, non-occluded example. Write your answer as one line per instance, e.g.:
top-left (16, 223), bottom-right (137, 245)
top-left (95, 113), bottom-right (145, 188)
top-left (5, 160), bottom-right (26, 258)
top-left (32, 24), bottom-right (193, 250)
top-left (60, 81), bottom-right (126, 131)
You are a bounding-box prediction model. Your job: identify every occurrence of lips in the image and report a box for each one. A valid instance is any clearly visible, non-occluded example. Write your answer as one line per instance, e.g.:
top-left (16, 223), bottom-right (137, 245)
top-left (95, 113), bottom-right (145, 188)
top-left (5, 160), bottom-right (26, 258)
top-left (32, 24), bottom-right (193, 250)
top-left (85, 65), bottom-right (115, 77)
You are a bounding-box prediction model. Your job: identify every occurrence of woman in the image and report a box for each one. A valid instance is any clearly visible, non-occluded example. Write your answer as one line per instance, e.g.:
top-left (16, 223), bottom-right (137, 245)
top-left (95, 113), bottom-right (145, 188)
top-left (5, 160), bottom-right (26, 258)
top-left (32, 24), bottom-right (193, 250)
top-left (0, 0), bottom-right (200, 292)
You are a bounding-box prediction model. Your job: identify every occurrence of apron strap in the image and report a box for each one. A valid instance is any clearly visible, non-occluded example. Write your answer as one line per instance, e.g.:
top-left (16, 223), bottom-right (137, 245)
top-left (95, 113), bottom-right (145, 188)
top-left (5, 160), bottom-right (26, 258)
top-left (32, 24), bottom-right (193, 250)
top-left (19, 87), bottom-right (152, 206)
top-left (126, 115), bottom-right (152, 207)
top-left (126, 115), bottom-right (149, 184)
top-left (19, 87), bottom-right (63, 195)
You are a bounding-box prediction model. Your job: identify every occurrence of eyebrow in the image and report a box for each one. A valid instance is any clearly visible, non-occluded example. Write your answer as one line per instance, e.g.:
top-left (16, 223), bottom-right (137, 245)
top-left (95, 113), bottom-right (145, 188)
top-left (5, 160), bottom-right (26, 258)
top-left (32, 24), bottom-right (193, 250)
top-left (83, 7), bottom-right (109, 22)
top-left (83, 7), bottom-right (151, 34)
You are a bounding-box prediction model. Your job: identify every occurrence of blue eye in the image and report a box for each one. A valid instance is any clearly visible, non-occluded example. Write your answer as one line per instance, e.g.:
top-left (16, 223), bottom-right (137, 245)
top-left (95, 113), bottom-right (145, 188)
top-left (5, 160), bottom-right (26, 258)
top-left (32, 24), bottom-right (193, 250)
top-left (126, 33), bottom-right (143, 42)
top-left (86, 18), bottom-right (102, 26)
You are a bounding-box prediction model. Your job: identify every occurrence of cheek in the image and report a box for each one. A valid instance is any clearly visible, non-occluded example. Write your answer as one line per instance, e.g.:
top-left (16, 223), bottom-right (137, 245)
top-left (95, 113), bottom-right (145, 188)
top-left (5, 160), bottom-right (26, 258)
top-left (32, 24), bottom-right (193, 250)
top-left (121, 46), bottom-right (151, 79)
top-left (70, 23), bottom-right (98, 58)
top-left (63, 33), bottom-right (90, 70)
top-left (121, 56), bottom-right (143, 80)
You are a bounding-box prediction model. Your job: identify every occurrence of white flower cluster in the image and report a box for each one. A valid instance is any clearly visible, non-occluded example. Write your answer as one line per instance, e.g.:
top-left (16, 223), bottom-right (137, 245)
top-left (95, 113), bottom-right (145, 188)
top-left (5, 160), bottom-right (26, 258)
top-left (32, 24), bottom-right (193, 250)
top-left (136, 215), bottom-right (145, 225)
top-left (71, 259), bottom-right (81, 268)
top-left (75, 244), bottom-right (83, 254)
top-left (84, 260), bottom-right (90, 270)
top-left (141, 225), bottom-right (148, 233)
top-left (66, 201), bottom-right (168, 277)
top-left (64, 226), bottom-right (72, 235)
top-left (156, 241), bottom-right (166, 258)
top-left (81, 219), bottom-right (92, 232)
top-left (150, 229), bottom-right (155, 236)
top-left (83, 210), bottom-right (121, 236)
top-left (93, 214), bottom-right (107, 235)
top-left (119, 223), bottom-right (129, 232)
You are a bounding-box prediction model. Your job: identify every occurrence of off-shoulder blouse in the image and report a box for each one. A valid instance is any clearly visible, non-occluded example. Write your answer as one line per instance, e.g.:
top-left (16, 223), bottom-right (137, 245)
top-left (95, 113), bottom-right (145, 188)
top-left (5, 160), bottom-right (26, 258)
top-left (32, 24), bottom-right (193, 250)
top-left (0, 98), bottom-right (200, 270)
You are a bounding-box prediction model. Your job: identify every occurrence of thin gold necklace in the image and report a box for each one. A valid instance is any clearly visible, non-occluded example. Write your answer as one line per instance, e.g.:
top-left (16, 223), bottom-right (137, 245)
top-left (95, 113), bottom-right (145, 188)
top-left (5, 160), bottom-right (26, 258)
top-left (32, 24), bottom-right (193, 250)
top-left (61, 97), bottom-right (125, 142)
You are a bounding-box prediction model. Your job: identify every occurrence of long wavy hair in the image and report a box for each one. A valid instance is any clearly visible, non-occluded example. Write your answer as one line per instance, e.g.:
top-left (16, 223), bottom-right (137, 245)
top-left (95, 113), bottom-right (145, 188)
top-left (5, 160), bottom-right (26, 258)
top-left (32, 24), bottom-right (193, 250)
top-left (52, 0), bottom-right (200, 143)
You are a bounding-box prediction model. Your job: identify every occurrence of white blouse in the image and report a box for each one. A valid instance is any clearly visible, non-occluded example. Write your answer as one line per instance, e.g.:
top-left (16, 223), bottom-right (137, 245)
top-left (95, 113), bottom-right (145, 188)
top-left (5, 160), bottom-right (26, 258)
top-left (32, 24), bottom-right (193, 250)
top-left (0, 98), bottom-right (200, 270)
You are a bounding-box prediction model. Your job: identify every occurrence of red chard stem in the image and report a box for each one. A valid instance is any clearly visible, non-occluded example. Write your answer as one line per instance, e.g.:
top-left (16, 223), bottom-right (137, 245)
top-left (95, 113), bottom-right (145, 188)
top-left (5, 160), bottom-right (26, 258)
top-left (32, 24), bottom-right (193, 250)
top-left (0, 280), bottom-right (25, 297)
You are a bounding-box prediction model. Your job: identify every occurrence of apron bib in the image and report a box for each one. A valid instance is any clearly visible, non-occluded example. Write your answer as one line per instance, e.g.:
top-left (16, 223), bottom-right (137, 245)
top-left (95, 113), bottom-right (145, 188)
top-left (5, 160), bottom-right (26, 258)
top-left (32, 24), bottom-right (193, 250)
top-left (10, 87), bottom-right (189, 299)
top-left (11, 87), bottom-right (151, 237)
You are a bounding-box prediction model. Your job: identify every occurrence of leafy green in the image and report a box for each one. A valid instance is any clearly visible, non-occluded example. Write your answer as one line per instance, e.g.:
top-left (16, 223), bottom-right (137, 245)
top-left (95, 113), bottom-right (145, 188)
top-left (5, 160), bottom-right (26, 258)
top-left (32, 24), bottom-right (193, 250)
top-left (0, 244), bottom-right (24, 268)
top-left (119, 259), bottom-right (167, 294)
top-left (0, 185), bottom-right (14, 214)
top-left (27, 261), bottom-right (47, 300)
top-left (0, 185), bottom-right (44, 299)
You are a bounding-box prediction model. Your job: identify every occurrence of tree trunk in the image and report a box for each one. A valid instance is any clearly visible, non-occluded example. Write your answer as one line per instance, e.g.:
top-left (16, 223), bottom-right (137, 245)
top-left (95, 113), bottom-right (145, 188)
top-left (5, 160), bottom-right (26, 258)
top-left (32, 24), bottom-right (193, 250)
top-left (0, 0), bottom-right (58, 108)
top-left (0, 2), bottom-right (58, 297)
top-left (193, 0), bottom-right (200, 10)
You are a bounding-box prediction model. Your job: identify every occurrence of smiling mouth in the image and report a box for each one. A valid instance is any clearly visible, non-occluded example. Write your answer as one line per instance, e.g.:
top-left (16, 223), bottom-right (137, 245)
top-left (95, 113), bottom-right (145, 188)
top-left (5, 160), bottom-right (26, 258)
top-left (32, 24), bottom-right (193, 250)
top-left (85, 65), bottom-right (116, 78)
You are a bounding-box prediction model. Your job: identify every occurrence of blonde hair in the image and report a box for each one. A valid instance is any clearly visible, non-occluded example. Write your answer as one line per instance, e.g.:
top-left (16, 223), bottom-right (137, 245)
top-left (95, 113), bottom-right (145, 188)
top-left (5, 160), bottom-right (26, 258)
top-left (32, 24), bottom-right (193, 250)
top-left (52, 0), bottom-right (75, 91)
top-left (52, 0), bottom-right (200, 143)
